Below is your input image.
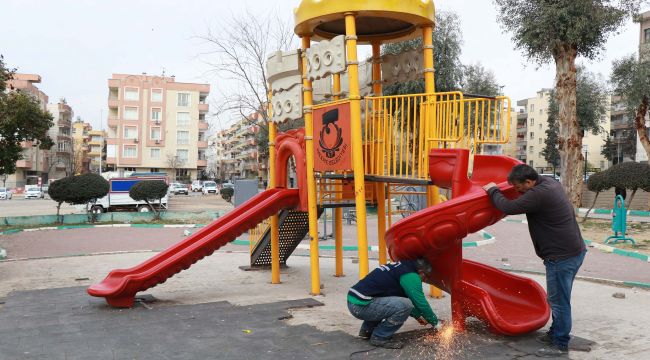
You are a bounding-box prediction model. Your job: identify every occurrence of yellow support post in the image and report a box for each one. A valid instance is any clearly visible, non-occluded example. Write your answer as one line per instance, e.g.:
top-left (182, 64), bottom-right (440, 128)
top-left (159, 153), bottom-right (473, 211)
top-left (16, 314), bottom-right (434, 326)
top-left (423, 25), bottom-right (443, 299)
top-left (333, 73), bottom-right (344, 277)
top-left (301, 36), bottom-right (321, 295)
top-left (372, 42), bottom-right (387, 265)
top-left (268, 92), bottom-right (281, 284)
top-left (345, 13), bottom-right (370, 279)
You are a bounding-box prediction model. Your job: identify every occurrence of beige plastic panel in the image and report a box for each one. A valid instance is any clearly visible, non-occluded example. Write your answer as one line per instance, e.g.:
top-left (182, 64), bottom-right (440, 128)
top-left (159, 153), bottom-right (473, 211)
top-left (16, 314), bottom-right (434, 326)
top-left (267, 49), bottom-right (302, 94)
top-left (381, 48), bottom-right (423, 86)
top-left (271, 85), bottom-right (303, 123)
top-left (340, 60), bottom-right (374, 97)
top-left (306, 35), bottom-right (346, 81)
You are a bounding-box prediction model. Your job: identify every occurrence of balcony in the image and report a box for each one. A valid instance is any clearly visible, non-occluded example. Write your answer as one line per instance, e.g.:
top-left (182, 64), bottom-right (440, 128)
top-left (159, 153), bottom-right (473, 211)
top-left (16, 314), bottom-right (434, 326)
top-left (108, 116), bottom-right (120, 128)
top-left (198, 103), bottom-right (209, 112)
top-left (198, 121), bottom-right (209, 130)
top-left (108, 98), bottom-right (119, 108)
top-left (16, 160), bottom-right (33, 168)
top-left (106, 156), bottom-right (116, 165)
top-left (197, 140), bottom-right (208, 148)
top-left (197, 159), bottom-right (207, 167)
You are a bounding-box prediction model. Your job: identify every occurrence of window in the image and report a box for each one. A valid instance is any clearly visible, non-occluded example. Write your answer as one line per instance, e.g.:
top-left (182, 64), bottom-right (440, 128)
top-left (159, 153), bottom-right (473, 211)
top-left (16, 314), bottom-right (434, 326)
top-left (529, 160), bottom-right (534, 167)
top-left (151, 108), bottom-right (161, 122)
top-left (124, 126), bottom-right (138, 139)
top-left (151, 127), bottom-right (161, 140)
top-left (150, 168), bottom-right (160, 173)
top-left (539, 124), bottom-right (542, 130)
top-left (177, 131), bottom-right (189, 145)
top-left (530, 104), bottom-right (534, 112)
top-left (645, 28), bottom-right (650, 43)
top-left (124, 167), bottom-right (136, 172)
top-left (176, 112), bottom-right (190, 127)
top-left (539, 138), bottom-right (542, 144)
top-left (91, 135), bottom-right (102, 142)
top-left (530, 118), bottom-right (534, 126)
top-left (529, 146), bottom-right (534, 153)
top-left (177, 149), bottom-right (189, 162)
top-left (151, 89), bottom-right (163, 102)
top-left (124, 106), bottom-right (138, 120)
top-left (198, 132), bottom-right (205, 141)
top-left (600, 161), bottom-right (605, 169)
top-left (123, 145), bottom-right (137, 158)
top-left (150, 148), bottom-right (160, 159)
top-left (529, 132), bottom-right (534, 139)
top-left (124, 88), bottom-right (139, 101)
top-left (177, 93), bottom-right (190, 106)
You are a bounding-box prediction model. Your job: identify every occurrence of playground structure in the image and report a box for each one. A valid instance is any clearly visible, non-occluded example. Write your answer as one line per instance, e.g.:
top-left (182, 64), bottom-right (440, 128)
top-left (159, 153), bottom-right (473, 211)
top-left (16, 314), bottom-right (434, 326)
top-left (88, 0), bottom-right (550, 336)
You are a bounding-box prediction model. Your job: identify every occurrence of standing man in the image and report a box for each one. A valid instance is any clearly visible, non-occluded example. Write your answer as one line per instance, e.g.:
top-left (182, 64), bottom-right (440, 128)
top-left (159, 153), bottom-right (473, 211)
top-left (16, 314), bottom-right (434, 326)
top-left (483, 164), bottom-right (586, 357)
top-left (347, 258), bottom-right (440, 349)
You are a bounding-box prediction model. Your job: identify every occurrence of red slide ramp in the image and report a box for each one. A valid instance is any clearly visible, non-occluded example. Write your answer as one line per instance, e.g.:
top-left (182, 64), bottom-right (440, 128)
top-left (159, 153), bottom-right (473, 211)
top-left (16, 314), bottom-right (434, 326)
top-left (88, 188), bottom-right (300, 308)
top-left (386, 149), bottom-right (549, 335)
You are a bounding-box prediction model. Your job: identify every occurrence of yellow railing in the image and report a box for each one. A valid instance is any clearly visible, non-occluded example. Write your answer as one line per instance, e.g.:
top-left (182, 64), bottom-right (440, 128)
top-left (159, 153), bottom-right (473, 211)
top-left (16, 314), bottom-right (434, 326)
top-left (249, 218), bottom-right (271, 254)
top-left (363, 92), bottom-right (511, 181)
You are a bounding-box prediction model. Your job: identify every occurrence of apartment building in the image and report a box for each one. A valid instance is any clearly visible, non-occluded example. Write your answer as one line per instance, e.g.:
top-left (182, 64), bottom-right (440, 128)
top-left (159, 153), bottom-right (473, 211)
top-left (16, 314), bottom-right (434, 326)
top-left (72, 119), bottom-right (92, 174)
top-left (105, 73), bottom-right (210, 182)
top-left (516, 89), bottom-right (609, 173)
top-left (4, 74), bottom-right (50, 188)
top-left (207, 132), bottom-right (224, 179)
top-left (46, 99), bottom-right (75, 179)
top-left (215, 115), bottom-right (262, 181)
top-left (88, 129), bottom-right (106, 173)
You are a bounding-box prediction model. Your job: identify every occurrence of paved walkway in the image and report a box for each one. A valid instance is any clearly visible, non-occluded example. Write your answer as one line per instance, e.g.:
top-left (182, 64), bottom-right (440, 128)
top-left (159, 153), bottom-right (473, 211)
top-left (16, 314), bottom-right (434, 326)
top-left (1, 252), bottom-right (649, 359)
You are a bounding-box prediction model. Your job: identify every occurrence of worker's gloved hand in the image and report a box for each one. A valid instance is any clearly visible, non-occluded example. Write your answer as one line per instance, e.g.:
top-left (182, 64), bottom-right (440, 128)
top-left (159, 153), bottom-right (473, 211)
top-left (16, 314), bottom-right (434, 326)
top-left (433, 320), bottom-right (446, 331)
top-left (482, 182), bottom-right (497, 192)
top-left (416, 317), bottom-right (428, 326)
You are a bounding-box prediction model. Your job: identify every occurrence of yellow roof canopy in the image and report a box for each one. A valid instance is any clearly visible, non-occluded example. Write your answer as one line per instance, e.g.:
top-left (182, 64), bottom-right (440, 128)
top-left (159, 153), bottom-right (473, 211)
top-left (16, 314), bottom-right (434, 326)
top-left (294, 0), bottom-right (435, 44)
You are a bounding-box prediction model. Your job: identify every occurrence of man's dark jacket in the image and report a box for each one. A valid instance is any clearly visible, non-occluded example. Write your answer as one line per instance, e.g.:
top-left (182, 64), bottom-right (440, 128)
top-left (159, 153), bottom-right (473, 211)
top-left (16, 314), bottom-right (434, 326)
top-left (487, 176), bottom-right (586, 261)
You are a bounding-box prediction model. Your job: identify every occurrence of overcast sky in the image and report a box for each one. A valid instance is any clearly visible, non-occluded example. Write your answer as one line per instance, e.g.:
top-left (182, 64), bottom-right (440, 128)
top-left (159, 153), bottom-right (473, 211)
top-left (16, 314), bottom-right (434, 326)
top-left (1, 0), bottom-right (647, 131)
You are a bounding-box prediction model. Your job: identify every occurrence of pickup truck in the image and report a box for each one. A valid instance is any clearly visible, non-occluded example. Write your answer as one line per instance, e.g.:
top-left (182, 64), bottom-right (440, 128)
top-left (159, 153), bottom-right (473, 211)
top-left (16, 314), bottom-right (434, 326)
top-left (88, 177), bottom-right (169, 213)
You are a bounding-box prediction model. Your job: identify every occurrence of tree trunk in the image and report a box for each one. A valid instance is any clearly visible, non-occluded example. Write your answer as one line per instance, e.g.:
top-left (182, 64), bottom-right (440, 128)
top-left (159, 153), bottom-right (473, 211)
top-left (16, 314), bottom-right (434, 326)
top-left (634, 95), bottom-right (650, 160)
top-left (554, 45), bottom-right (582, 209)
top-left (56, 203), bottom-right (62, 224)
top-left (626, 189), bottom-right (638, 210)
top-left (582, 191), bottom-right (599, 223)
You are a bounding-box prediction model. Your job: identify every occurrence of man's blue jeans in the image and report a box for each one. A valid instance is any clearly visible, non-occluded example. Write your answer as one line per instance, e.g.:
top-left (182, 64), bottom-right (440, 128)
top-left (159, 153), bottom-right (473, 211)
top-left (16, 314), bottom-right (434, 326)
top-left (544, 250), bottom-right (586, 348)
top-left (347, 296), bottom-right (413, 340)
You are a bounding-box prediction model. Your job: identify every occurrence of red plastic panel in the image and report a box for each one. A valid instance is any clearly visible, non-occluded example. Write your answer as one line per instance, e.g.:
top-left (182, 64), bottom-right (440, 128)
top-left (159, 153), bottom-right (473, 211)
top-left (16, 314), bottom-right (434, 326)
top-left (88, 188), bottom-right (300, 307)
top-left (275, 129), bottom-right (308, 211)
top-left (386, 149), bottom-right (549, 335)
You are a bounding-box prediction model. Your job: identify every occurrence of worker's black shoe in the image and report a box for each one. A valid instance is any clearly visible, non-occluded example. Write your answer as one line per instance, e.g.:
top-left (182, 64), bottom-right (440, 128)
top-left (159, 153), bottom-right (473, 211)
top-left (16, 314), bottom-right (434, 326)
top-left (535, 344), bottom-right (568, 358)
top-left (536, 331), bottom-right (553, 345)
top-left (358, 329), bottom-right (372, 339)
top-left (370, 337), bottom-right (404, 349)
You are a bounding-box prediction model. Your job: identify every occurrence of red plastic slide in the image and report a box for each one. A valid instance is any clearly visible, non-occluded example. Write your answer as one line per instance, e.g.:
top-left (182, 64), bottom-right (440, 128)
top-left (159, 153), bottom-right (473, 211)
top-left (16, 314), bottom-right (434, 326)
top-left (88, 188), bottom-right (300, 308)
top-left (385, 149), bottom-right (550, 335)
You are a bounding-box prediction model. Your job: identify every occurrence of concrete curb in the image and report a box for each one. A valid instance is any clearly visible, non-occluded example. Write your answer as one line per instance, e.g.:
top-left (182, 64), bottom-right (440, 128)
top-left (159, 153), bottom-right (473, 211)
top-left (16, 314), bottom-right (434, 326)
top-left (0, 223), bottom-right (203, 237)
top-left (578, 207), bottom-right (650, 217)
top-left (503, 217), bottom-right (650, 263)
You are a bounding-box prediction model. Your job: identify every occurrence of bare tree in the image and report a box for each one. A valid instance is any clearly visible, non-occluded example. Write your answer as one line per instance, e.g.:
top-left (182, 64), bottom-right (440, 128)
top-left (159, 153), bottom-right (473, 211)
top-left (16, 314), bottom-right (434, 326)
top-left (199, 9), bottom-right (300, 162)
top-left (166, 153), bottom-right (185, 182)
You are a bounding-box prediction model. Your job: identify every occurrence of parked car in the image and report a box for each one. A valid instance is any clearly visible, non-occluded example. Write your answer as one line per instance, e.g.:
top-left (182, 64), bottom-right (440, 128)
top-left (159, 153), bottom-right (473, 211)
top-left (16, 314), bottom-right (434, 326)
top-left (170, 182), bottom-right (189, 195)
top-left (0, 187), bottom-right (12, 200)
top-left (24, 186), bottom-right (44, 199)
top-left (202, 181), bottom-right (218, 195)
top-left (191, 180), bottom-right (203, 192)
top-left (222, 181), bottom-right (234, 189)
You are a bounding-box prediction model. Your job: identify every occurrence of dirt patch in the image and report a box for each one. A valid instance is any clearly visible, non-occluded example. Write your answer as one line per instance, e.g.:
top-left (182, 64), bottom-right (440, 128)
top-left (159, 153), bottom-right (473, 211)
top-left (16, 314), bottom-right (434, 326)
top-left (580, 218), bottom-right (650, 255)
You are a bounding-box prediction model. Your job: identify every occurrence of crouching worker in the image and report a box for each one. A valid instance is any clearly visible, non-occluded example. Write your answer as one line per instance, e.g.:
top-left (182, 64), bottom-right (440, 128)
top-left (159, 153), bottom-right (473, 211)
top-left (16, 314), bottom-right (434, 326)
top-left (347, 258), bottom-right (439, 349)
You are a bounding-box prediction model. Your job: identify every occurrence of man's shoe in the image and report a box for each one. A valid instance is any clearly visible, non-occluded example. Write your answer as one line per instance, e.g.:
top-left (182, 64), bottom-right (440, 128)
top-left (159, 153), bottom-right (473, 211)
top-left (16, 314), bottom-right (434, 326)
top-left (370, 337), bottom-right (404, 349)
top-left (535, 344), bottom-right (568, 357)
top-left (536, 332), bottom-right (553, 345)
top-left (358, 329), bottom-right (372, 339)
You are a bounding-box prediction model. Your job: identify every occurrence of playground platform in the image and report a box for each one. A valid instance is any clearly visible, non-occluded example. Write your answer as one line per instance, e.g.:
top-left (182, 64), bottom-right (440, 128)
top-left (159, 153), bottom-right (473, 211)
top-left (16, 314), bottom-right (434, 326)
top-left (1, 250), bottom-right (649, 359)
